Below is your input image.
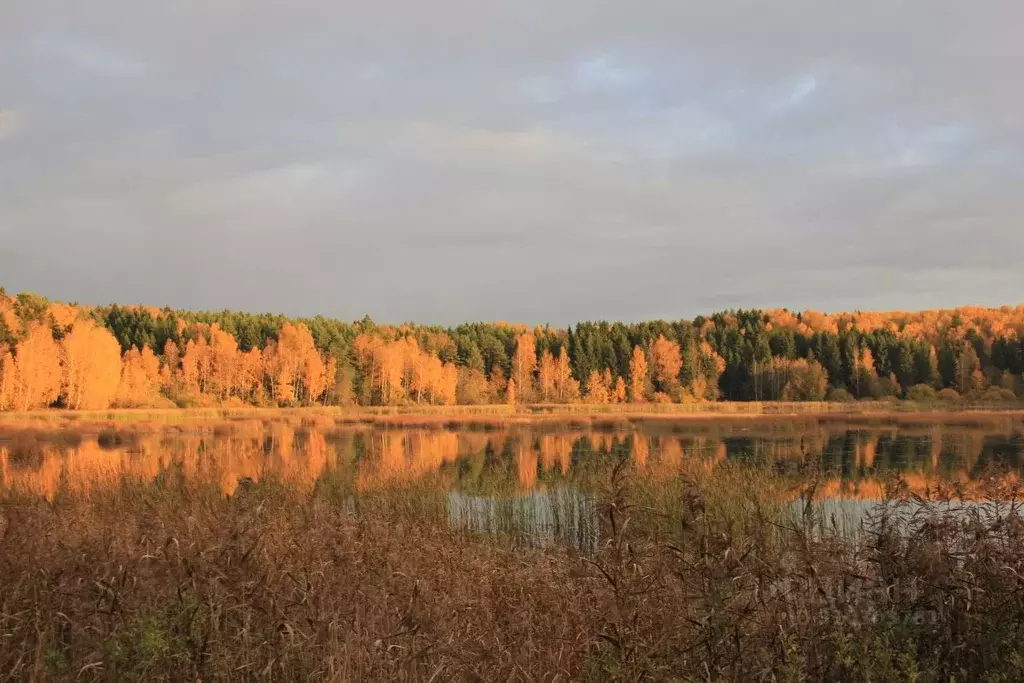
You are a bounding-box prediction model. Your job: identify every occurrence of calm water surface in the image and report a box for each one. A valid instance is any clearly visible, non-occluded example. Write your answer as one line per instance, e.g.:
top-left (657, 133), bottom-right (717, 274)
top-left (3, 417), bottom-right (1022, 547)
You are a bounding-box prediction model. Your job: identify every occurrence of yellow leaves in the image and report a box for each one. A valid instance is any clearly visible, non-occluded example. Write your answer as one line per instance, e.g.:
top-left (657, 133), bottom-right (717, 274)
top-left (47, 304), bottom-right (80, 334)
top-left (239, 348), bottom-right (264, 400)
top-left (759, 306), bottom-right (1024, 348)
top-left (700, 342), bottom-right (726, 375)
top-left (553, 347), bottom-right (578, 403)
top-left (260, 322), bottom-right (330, 406)
top-left (488, 364), bottom-right (508, 399)
top-left (116, 346), bottom-right (162, 407)
top-left (7, 322), bottom-right (62, 411)
top-left (511, 333), bottom-right (537, 401)
top-left (858, 348), bottom-right (875, 373)
top-left (303, 349), bottom-right (328, 405)
top-left (651, 335), bottom-right (682, 393)
top-left (437, 362), bottom-right (458, 406)
top-left (354, 332), bottom-right (456, 406)
top-left (8, 292), bottom-right (1024, 413)
top-left (0, 351), bottom-right (15, 410)
top-left (584, 369), bottom-right (612, 404)
top-left (799, 310), bottom-right (839, 335)
top-left (612, 376), bottom-right (627, 404)
top-left (179, 337), bottom-right (210, 396)
top-left (60, 320), bottom-right (122, 410)
top-left (629, 346), bottom-right (648, 403)
top-left (537, 350), bottom-right (556, 402)
top-left (456, 367), bottom-right (490, 405)
top-left (208, 324), bottom-right (240, 400)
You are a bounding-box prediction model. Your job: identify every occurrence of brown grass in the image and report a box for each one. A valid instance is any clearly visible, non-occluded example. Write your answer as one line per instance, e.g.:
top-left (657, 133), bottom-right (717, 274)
top-left (3, 459), bottom-right (1024, 680)
top-left (1, 402), bottom-right (1021, 440)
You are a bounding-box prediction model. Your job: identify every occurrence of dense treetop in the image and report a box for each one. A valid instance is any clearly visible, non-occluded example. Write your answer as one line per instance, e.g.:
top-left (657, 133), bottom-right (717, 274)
top-left (0, 287), bottom-right (1021, 410)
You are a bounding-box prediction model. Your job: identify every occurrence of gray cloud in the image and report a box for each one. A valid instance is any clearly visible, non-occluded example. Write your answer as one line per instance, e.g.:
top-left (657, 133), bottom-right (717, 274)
top-left (1, 0), bottom-right (1022, 324)
top-left (0, 110), bottom-right (18, 139)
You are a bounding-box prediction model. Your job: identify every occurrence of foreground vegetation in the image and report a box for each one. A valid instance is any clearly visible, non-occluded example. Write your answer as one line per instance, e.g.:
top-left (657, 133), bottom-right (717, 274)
top-left (3, 456), bottom-right (1024, 681)
top-left (1, 288), bottom-right (1022, 414)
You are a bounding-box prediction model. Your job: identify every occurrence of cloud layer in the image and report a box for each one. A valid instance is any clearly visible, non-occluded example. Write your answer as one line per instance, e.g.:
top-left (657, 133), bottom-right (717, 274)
top-left (1, 1), bottom-right (1022, 323)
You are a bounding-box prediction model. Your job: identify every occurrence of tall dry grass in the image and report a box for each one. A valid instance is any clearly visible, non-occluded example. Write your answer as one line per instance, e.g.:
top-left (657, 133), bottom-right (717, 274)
top-left (3, 456), bottom-right (1024, 680)
top-left (0, 397), bottom-right (1020, 427)
top-left (2, 404), bottom-right (1022, 448)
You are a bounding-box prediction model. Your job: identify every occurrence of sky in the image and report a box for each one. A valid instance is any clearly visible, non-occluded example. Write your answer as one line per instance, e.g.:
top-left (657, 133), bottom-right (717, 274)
top-left (1, 0), bottom-right (1022, 325)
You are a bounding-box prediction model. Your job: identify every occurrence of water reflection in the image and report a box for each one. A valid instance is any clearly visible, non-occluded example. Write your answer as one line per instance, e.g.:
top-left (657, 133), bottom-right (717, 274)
top-left (2, 419), bottom-right (1022, 505)
top-left (448, 489), bottom-right (599, 553)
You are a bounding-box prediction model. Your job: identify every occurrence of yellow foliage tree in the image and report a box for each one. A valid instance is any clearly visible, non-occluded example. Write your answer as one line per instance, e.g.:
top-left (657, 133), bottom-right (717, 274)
top-left (511, 333), bottom-right (537, 402)
top-left (47, 303), bottom-right (80, 336)
top-left (0, 350), bottom-right (15, 410)
top-left (116, 346), bottom-right (162, 407)
top-left (265, 322), bottom-right (327, 405)
top-left (208, 324), bottom-right (240, 401)
top-left (651, 335), bottom-right (682, 398)
top-left (553, 347), bottom-right (579, 402)
top-left (8, 322), bottom-right (62, 411)
top-left (585, 370), bottom-right (611, 404)
top-left (612, 376), bottom-right (627, 404)
top-left (629, 346), bottom-right (648, 403)
top-left (489, 364), bottom-right (507, 402)
top-left (537, 350), bottom-right (556, 402)
top-left (59, 320), bottom-right (122, 410)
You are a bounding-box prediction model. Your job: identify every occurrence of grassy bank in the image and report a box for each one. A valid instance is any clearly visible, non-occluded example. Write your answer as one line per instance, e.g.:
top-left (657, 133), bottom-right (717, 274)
top-left (0, 400), bottom-right (1021, 436)
top-left (3, 459), bottom-right (1024, 681)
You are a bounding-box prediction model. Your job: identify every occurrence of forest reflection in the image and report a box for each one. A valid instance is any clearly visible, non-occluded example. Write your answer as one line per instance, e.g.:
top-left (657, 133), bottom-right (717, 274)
top-left (2, 420), bottom-right (1022, 501)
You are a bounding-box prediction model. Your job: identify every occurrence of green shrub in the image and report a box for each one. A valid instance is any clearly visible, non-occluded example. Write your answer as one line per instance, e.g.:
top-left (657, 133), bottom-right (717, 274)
top-left (825, 388), bottom-right (855, 403)
top-left (905, 384), bottom-right (937, 402)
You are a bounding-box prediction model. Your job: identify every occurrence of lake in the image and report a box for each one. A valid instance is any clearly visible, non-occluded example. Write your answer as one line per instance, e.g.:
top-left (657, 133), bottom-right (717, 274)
top-left (3, 414), bottom-right (1023, 549)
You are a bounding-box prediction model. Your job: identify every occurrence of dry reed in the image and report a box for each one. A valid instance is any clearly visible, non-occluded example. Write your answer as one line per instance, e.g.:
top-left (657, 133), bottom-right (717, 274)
top-left (3, 454), bottom-right (1024, 681)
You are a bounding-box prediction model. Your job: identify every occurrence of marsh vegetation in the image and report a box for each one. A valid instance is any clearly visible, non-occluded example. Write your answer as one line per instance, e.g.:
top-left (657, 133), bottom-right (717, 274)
top-left (2, 413), bottom-right (1024, 680)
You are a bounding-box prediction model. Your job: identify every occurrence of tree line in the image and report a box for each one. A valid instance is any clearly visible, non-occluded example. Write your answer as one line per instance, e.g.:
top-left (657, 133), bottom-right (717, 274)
top-left (0, 288), bottom-right (1021, 410)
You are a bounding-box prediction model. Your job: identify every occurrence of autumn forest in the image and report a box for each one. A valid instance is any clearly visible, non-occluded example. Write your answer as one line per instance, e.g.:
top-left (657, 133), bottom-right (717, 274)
top-left (0, 287), bottom-right (1022, 411)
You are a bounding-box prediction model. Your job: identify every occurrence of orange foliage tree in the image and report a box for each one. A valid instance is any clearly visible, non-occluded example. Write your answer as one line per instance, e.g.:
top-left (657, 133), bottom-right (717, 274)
top-left (116, 346), bottom-right (162, 407)
top-left (47, 303), bottom-right (80, 337)
top-left (511, 333), bottom-right (537, 402)
top-left (4, 287), bottom-right (1024, 411)
top-left (584, 369), bottom-right (612, 404)
top-left (59, 320), bottom-right (122, 410)
top-left (611, 376), bottom-right (627, 404)
top-left (537, 349), bottom-right (556, 402)
top-left (208, 324), bottom-right (241, 401)
top-left (353, 333), bottom-right (455, 406)
top-left (685, 341), bottom-right (725, 401)
top-left (6, 322), bottom-right (62, 410)
top-left (264, 322), bottom-right (328, 405)
top-left (0, 349), bottom-right (14, 410)
top-left (629, 346), bottom-right (649, 403)
top-left (488, 364), bottom-right (508, 402)
top-left (651, 335), bottom-right (682, 398)
top-left (553, 347), bottom-right (579, 402)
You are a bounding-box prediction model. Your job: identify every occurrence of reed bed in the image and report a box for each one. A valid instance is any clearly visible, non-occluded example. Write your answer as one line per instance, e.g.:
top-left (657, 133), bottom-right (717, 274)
top-left (3, 457), bottom-right (1024, 681)
top-left (1, 403), bottom-right (1021, 441)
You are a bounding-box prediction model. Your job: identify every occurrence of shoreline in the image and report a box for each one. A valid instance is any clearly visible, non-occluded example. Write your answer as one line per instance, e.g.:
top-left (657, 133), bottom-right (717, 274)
top-left (0, 401), bottom-right (1021, 437)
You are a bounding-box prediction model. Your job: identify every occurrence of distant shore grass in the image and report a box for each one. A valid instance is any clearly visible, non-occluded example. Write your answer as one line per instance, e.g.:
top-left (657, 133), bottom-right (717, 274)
top-left (1, 398), bottom-right (1022, 421)
top-left (0, 400), bottom-right (1021, 438)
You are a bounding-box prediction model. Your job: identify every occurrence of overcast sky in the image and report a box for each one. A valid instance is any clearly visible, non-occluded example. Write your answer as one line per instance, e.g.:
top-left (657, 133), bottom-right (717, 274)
top-left (1, 1), bottom-right (1022, 324)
